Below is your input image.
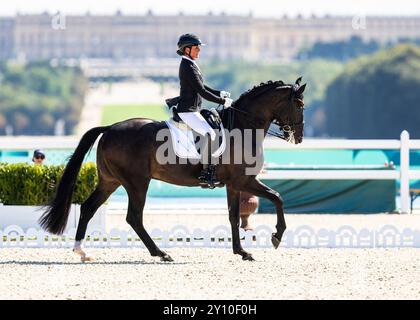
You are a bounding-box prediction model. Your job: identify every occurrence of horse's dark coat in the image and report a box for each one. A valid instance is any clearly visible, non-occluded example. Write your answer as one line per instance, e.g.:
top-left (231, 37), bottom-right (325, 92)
top-left (39, 78), bottom-right (306, 261)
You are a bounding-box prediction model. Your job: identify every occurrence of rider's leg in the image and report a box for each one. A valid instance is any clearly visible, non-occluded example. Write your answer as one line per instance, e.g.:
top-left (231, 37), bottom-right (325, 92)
top-left (198, 133), bottom-right (221, 187)
top-left (200, 133), bottom-right (211, 166)
top-left (177, 112), bottom-right (216, 141)
top-left (178, 112), bottom-right (219, 186)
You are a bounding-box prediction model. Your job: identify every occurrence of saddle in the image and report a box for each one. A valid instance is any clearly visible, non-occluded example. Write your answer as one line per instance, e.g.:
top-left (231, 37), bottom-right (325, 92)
top-left (166, 96), bottom-right (222, 129)
top-left (164, 97), bottom-right (226, 160)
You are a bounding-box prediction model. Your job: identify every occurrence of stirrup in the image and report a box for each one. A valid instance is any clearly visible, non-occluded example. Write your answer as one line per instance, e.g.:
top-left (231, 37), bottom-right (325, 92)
top-left (198, 165), bottom-right (221, 189)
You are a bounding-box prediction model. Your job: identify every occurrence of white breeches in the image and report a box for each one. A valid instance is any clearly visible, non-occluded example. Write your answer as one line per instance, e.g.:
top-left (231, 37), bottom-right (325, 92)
top-left (177, 111), bottom-right (216, 141)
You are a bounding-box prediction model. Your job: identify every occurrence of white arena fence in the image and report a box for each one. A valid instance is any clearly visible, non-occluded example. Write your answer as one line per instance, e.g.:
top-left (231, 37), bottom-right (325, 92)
top-left (1, 131), bottom-right (419, 214)
top-left (1, 224), bottom-right (420, 249)
top-left (261, 130), bottom-right (420, 214)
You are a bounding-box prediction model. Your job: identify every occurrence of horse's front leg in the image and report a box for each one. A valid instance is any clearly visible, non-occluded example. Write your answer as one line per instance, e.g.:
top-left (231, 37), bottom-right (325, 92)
top-left (226, 186), bottom-right (255, 261)
top-left (241, 178), bottom-right (286, 249)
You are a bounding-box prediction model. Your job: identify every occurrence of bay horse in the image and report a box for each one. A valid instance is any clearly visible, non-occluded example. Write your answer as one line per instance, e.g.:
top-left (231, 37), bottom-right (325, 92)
top-left (39, 78), bottom-right (306, 262)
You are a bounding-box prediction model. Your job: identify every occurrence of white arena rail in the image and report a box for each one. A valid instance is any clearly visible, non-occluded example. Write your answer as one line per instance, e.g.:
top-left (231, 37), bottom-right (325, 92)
top-left (0, 136), bottom-right (90, 150)
top-left (260, 130), bottom-right (420, 214)
top-left (1, 131), bottom-right (419, 213)
top-left (259, 170), bottom-right (399, 180)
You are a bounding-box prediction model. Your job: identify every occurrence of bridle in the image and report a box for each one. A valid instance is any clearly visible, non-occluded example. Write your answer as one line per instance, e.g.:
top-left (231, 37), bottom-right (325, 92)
top-left (270, 86), bottom-right (305, 141)
top-left (223, 84), bottom-right (304, 142)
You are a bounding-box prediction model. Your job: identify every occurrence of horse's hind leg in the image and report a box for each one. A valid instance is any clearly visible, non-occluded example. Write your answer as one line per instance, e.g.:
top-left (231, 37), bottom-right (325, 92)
top-left (73, 178), bottom-right (119, 262)
top-left (125, 180), bottom-right (173, 262)
top-left (227, 186), bottom-right (254, 261)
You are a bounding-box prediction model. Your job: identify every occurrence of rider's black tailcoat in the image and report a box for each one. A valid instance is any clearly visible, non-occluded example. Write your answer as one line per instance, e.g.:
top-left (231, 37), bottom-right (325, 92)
top-left (177, 57), bottom-right (225, 112)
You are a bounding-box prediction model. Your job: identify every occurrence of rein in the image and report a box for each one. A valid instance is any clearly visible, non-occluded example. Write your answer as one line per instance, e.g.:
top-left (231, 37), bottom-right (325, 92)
top-left (219, 104), bottom-right (266, 131)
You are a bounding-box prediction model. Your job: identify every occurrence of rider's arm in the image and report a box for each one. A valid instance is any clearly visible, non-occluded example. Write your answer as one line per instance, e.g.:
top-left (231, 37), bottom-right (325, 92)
top-left (204, 85), bottom-right (221, 96)
top-left (187, 64), bottom-right (225, 105)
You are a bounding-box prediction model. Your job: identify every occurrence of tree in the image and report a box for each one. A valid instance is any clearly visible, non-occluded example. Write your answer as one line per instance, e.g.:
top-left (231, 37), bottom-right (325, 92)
top-left (202, 59), bottom-right (343, 136)
top-left (0, 61), bottom-right (88, 135)
top-left (324, 44), bottom-right (420, 139)
top-left (297, 36), bottom-right (381, 61)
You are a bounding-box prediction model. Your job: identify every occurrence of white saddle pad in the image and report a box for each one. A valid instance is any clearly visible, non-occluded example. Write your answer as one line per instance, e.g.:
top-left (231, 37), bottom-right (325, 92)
top-left (165, 119), bottom-right (226, 159)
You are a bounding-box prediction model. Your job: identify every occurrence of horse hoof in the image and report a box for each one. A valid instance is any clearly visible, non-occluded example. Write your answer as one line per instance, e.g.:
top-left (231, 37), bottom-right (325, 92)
top-left (161, 254), bottom-right (174, 262)
top-left (73, 248), bottom-right (93, 262)
top-left (242, 254), bottom-right (255, 261)
top-left (271, 233), bottom-right (281, 249)
top-left (81, 256), bottom-right (93, 263)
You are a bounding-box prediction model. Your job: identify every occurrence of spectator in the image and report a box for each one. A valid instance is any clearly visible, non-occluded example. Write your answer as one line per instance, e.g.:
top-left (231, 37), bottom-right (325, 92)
top-left (32, 149), bottom-right (45, 165)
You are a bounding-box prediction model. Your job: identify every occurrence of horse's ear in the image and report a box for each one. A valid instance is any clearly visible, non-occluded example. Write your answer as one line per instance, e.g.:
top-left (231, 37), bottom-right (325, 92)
top-left (295, 77), bottom-right (302, 86)
top-left (297, 83), bottom-right (306, 95)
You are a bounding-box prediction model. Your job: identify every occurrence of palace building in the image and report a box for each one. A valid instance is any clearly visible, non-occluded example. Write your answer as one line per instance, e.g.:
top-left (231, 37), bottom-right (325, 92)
top-left (0, 12), bottom-right (419, 62)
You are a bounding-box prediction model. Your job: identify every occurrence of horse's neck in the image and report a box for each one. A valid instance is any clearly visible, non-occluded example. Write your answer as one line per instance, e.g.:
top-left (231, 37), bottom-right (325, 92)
top-left (221, 104), bottom-right (272, 135)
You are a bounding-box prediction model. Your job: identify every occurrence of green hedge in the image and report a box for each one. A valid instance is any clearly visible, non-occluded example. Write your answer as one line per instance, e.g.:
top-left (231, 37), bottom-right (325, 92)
top-left (0, 163), bottom-right (98, 205)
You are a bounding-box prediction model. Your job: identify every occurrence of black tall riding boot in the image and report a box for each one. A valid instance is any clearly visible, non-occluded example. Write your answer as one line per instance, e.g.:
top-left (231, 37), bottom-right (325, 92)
top-left (198, 134), bottom-right (219, 189)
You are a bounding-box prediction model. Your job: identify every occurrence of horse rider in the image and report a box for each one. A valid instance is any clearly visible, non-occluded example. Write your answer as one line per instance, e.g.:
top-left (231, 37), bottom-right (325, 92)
top-left (176, 33), bottom-right (233, 187)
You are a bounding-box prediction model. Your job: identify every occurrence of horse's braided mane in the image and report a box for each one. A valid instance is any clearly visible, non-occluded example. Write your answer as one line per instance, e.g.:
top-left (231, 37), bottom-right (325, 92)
top-left (233, 80), bottom-right (285, 107)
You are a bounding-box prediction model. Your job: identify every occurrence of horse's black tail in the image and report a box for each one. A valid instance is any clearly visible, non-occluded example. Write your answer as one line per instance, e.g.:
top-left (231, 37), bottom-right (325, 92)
top-left (39, 126), bottom-right (110, 235)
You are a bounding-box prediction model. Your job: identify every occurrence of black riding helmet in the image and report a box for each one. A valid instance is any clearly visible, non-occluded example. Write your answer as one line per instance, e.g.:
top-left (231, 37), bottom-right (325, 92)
top-left (176, 33), bottom-right (206, 56)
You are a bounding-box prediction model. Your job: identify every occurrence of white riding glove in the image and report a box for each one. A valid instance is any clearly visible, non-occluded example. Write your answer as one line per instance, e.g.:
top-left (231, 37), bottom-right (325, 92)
top-left (223, 98), bottom-right (233, 107)
top-left (220, 91), bottom-right (231, 98)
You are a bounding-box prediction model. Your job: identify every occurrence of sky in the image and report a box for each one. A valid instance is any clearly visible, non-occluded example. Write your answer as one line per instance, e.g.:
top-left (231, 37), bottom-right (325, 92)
top-left (0, 0), bottom-right (419, 17)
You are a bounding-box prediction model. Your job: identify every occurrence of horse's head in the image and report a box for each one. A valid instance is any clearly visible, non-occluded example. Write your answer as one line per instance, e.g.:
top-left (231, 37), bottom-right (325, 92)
top-left (273, 77), bottom-right (306, 144)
